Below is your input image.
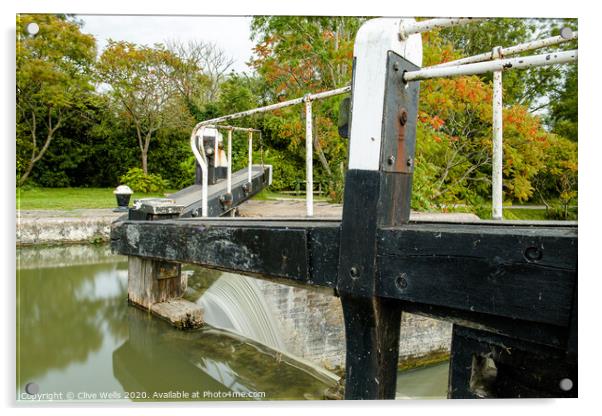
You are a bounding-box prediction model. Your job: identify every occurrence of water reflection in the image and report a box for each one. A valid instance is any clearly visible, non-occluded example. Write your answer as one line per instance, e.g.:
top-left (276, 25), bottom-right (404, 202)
top-left (116, 308), bottom-right (335, 400)
top-left (16, 245), bottom-right (334, 402)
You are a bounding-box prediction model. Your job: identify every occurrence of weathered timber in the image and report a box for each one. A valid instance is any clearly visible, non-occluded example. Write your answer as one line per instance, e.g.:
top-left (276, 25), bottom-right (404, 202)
top-left (125, 206), bottom-right (205, 329)
top-left (340, 296), bottom-right (402, 399)
top-left (111, 219), bottom-right (341, 288)
top-left (128, 257), bottom-right (185, 309)
top-left (377, 222), bottom-right (577, 326)
top-left (336, 53), bottom-right (420, 399)
top-left (448, 325), bottom-right (577, 398)
top-left (112, 218), bottom-right (577, 336)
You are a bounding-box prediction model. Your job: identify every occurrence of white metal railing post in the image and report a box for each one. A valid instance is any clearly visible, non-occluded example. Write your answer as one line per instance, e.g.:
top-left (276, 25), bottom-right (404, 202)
top-left (189, 126), bottom-right (209, 217)
top-left (227, 128), bottom-right (232, 194)
top-left (248, 131), bottom-right (253, 184)
top-left (304, 95), bottom-right (314, 217)
top-left (492, 46), bottom-right (503, 220)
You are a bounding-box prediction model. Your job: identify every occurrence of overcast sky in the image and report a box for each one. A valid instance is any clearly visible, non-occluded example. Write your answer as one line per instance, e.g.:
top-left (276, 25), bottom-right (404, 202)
top-left (77, 15), bottom-right (256, 73)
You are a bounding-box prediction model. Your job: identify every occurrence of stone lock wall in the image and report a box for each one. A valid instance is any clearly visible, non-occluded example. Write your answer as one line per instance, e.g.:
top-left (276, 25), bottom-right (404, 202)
top-left (254, 279), bottom-right (452, 371)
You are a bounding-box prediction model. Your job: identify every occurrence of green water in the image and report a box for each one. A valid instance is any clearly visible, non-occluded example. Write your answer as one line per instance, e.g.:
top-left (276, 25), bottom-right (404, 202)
top-left (396, 362), bottom-right (449, 399)
top-left (16, 244), bottom-right (449, 402)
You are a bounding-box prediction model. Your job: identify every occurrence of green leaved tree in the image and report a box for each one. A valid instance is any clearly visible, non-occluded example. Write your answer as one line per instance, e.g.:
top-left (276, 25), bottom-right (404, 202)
top-left (96, 41), bottom-right (193, 175)
top-left (16, 14), bottom-right (97, 186)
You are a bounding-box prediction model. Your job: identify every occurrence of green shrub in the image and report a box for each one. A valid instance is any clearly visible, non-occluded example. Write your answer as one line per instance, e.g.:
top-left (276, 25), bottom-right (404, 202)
top-left (119, 168), bottom-right (168, 193)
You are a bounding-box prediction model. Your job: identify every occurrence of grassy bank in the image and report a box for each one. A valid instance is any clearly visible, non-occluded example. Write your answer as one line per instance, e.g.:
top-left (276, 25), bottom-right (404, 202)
top-left (251, 189), bottom-right (330, 202)
top-left (16, 187), bottom-right (328, 210)
top-left (16, 187), bottom-right (172, 210)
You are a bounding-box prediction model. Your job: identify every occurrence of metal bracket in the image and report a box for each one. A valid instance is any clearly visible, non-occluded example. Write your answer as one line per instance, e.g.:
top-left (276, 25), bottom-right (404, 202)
top-left (381, 51), bottom-right (420, 173)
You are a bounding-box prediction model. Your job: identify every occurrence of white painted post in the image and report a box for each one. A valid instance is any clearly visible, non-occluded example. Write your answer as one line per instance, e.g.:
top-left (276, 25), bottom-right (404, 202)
top-left (492, 46), bottom-right (503, 220)
top-left (227, 128), bottom-right (232, 194)
top-left (248, 131), bottom-right (252, 184)
top-left (189, 127), bottom-right (209, 217)
top-left (305, 95), bottom-right (314, 217)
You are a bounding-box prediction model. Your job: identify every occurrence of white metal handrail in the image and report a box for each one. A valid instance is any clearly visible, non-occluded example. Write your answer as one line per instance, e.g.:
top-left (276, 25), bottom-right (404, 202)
top-left (431, 31), bottom-right (578, 68)
top-left (190, 17), bottom-right (577, 220)
top-left (407, 48), bottom-right (577, 219)
top-left (189, 87), bottom-right (352, 217)
top-left (188, 18), bottom-right (487, 218)
top-left (399, 18), bottom-right (487, 40)
top-left (403, 50), bottom-right (577, 82)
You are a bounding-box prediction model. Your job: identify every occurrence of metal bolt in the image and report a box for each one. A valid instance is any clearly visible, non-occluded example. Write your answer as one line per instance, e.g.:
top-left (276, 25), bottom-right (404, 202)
top-left (387, 155), bottom-right (396, 165)
top-left (399, 110), bottom-right (408, 126)
top-left (393, 62), bottom-right (400, 71)
top-left (396, 273), bottom-right (408, 290)
top-left (407, 157), bottom-right (413, 167)
top-left (524, 246), bottom-right (543, 261)
top-left (349, 266), bottom-right (360, 279)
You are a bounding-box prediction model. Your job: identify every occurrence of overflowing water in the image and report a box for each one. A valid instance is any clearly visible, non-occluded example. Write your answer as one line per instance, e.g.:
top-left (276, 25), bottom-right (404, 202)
top-left (197, 273), bottom-right (286, 351)
top-left (16, 244), bottom-right (448, 402)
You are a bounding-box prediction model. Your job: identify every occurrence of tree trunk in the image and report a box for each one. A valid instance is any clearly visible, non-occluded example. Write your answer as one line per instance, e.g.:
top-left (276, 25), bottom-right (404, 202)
top-left (141, 151), bottom-right (148, 175)
top-left (18, 159), bottom-right (35, 187)
top-left (18, 111), bottom-right (60, 186)
top-left (312, 118), bottom-right (334, 189)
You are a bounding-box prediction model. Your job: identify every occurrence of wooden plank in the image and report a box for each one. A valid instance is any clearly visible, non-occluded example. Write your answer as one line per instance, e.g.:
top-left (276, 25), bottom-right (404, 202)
top-left (128, 257), bottom-right (185, 309)
top-left (377, 223), bottom-right (577, 326)
top-left (448, 325), bottom-right (578, 398)
top-left (112, 219), bottom-right (340, 288)
top-left (340, 296), bottom-right (402, 399)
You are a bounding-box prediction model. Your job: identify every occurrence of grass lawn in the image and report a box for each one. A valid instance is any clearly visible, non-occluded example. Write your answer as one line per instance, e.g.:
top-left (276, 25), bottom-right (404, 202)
top-left (16, 187), bottom-right (173, 211)
top-left (251, 189), bottom-right (330, 202)
top-left (503, 208), bottom-right (549, 221)
top-left (16, 187), bottom-right (330, 211)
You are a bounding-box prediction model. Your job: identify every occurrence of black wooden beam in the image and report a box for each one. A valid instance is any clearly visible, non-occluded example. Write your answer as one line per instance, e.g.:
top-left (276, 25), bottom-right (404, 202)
top-left (111, 218), bottom-right (577, 332)
top-left (377, 222), bottom-right (577, 327)
top-left (111, 218), bottom-right (340, 289)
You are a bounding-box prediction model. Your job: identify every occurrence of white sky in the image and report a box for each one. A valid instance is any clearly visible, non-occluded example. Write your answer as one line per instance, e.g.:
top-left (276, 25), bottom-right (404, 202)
top-left (77, 15), bottom-right (256, 73)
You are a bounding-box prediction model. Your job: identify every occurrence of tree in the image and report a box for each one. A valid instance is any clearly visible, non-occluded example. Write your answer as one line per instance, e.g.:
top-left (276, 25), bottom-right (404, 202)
top-left (249, 16), bottom-right (365, 200)
top-left (438, 18), bottom-right (576, 112)
top-left (548, 64), bottom-right (577, 141)
top-left (412, 30), bottom-right (575, 213)
top-left (164, 40), bottom-right (234, 120)
top-left (16, 14), bottom-right (96, 186)
top-left (97, 41), bottom-right (191, 174)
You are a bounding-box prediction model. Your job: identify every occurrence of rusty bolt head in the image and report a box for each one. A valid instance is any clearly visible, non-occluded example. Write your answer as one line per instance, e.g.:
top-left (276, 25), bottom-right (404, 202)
top-left (399, 110), bottom-right (408, 126)
top-left (387, 155), bottom-right (396, 165)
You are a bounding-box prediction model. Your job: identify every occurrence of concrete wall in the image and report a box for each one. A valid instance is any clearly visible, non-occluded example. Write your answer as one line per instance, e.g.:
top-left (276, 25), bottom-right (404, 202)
top-left (17, 210), bottom-right (123, 246)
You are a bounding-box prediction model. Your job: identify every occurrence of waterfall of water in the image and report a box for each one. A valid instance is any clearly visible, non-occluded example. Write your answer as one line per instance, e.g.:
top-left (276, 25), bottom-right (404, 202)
top-left (198, 273), bottom-right (286, 352)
